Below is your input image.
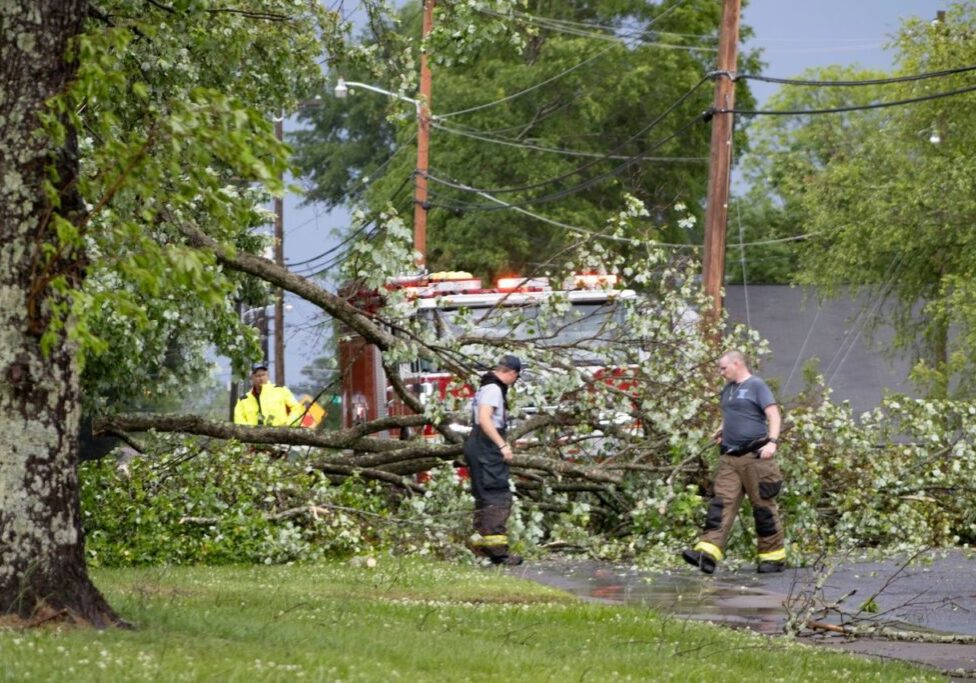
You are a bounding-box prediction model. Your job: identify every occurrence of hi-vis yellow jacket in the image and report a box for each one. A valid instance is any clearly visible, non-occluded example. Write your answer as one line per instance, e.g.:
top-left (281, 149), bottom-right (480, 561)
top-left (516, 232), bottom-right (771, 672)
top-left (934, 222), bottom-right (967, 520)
top-left (233, 385), bottom-right (300, 427)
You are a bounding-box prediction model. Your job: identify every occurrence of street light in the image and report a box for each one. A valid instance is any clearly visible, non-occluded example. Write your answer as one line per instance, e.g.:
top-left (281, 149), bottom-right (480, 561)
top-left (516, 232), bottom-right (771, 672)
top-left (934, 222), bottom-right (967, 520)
top-left (333, 78), bottom-right (421, 109)
top-left (333, 77), bottom-right (431, 268)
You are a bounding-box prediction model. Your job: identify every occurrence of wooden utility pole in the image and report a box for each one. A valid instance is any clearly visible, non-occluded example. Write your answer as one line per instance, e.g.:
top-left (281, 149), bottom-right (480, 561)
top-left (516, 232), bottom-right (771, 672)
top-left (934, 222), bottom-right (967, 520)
top-left (701, 0), bottom-right (741, 327)
top-left (274, 116), bottom-right (286, 385)
top-left (414, 0), bottom-right (435, 267)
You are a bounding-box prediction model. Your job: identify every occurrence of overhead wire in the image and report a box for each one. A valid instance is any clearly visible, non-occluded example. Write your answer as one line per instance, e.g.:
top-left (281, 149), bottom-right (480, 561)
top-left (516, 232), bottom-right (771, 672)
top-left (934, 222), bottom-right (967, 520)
top-left (735, 199), bottom-right (751, 330)
top-left (823, 254), bottom-right (905, 390)
top-left (437, 44), bottom-right (618, 119)
top-left (736, 63), bottom-right (976, 87)
top-left (287, 173), bottom-right (413, 275)
top-left (432, 119), bottom-right (707, 162)
top-left (424, 177), bottom-right (660, 245)
top-left (282, 118), bottom-right (415, 247)
top-left (422, 74), bottom-right (712, 201)
top-left (425, 110), bottom-right (708, 211)
top-left (284, 138), bottom-right (414, 270)
top-left (476, 6), bottom-right (720, 53)
top-left (493, 0), bottom-right (695, 40)
top-left (437, 0), bottom-right (697, 121)
top-left (481, 6), bottom-right (896, 54)
top-left (725, 81), bottom-right (976, 116)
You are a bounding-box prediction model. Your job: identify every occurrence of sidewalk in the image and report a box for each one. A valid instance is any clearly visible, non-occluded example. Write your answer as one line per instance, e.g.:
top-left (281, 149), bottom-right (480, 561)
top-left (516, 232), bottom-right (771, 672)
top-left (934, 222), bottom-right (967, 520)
top-left (513, 550), bottom-right (976, 677)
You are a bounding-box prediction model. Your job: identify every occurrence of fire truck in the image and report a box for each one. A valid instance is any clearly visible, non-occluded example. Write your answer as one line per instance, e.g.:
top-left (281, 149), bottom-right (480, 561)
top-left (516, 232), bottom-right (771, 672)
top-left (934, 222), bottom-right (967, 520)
top-left (338, 271), bottom-right (636, 438)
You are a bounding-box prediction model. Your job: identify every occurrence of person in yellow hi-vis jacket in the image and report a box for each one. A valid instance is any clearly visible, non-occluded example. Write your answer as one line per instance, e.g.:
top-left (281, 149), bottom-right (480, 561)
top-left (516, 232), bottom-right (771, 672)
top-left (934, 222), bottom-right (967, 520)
top-left (234, 362), bottom-right (300, 427)
top-left (681, 350), bottom-right (786, 575)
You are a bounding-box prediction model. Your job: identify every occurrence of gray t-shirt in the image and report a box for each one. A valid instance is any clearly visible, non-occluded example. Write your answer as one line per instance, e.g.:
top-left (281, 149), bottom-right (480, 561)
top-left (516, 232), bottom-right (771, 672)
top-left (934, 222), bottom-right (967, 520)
top-left (720, 376), bottom-right (776, 450)
top-left (471, 383), bottom-right (506, 430)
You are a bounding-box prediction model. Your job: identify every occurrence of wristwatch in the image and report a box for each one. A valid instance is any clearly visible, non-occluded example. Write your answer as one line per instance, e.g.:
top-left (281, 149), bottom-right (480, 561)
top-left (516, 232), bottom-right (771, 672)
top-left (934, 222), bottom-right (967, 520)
top-left (768, 438), bottom-right (779, 444)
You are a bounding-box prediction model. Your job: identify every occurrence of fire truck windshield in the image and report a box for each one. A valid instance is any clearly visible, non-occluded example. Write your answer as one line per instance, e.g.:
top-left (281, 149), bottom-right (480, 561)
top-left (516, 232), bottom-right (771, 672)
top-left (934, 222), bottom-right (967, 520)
top-left (426, 301), bottom-right (627, 365)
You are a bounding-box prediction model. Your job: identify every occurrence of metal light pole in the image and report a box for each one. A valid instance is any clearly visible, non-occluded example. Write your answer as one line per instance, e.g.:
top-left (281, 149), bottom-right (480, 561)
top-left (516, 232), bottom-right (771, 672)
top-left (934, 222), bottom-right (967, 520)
top-left (273, 116), bottom-right (286, 386)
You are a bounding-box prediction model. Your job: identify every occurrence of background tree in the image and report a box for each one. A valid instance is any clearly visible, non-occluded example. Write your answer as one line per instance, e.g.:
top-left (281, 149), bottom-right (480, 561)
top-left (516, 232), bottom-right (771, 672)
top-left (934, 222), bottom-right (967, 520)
top-left (735, 4), bottom-right (976, 397)
top-left (294, 0), bottom-right (760, 280)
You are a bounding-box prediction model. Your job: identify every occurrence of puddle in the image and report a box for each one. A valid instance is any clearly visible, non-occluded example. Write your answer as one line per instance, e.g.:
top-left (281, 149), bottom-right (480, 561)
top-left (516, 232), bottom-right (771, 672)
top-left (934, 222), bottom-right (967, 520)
top-left (515, 559), bottom-right (787, 634)
top-left (511, 553), bottom-right (976, 677)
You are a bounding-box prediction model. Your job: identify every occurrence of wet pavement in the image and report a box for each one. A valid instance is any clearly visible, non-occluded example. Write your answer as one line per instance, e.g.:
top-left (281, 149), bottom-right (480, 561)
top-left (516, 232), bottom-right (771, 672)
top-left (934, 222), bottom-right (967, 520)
top-left (511, 550), bottom-right (976, 677)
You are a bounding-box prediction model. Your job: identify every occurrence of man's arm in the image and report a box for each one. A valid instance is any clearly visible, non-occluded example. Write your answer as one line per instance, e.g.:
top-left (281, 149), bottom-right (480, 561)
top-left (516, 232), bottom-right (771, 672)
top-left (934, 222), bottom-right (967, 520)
top-left (280, 387), bottom-right (300, 423)
top-left (758, 404), bottom-right (781, 459)
top-left (477, 403), bottom-right (513, 462)
top-left (233, 398), bottom-right (250, 426)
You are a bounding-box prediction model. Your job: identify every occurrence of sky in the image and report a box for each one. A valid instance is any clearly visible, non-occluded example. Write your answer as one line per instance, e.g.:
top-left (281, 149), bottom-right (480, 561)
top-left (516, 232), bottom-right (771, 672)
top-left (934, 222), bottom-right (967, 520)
top-left (230, 0), bottom-right (949, 392)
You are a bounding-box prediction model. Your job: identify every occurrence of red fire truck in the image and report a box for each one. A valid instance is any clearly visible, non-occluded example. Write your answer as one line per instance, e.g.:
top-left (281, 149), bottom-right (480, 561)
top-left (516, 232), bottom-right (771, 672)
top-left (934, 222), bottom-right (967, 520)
top-left (338, 271), bottom-right (636, 439)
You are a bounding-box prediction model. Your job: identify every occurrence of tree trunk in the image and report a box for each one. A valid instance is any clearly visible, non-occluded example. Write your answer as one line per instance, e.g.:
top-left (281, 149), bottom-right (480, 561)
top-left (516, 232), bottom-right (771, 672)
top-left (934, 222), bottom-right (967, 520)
top-left (0, 0), bottom-right (121, 627)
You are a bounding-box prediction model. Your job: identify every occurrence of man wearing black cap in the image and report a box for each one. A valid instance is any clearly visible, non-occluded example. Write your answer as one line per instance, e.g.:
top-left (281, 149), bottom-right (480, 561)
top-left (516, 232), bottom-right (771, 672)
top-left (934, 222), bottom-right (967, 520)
top-left (233, 362), bottom-right (300, 427)
top-left (464, 354), bottom-right (523, 565)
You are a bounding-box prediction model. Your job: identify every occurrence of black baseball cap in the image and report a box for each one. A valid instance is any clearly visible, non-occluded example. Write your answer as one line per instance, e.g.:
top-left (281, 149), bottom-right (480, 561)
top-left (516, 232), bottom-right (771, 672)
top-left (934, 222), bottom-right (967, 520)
top-left (499, 354), bottom-right (522, 374)
top-left (251, 362), bottom-right (269, 373)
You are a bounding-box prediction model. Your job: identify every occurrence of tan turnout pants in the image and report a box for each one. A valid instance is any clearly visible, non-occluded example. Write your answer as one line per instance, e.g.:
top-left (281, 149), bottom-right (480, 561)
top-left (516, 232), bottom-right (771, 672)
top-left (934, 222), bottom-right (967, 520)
top-left (694, 454), bottom-right (785, 563)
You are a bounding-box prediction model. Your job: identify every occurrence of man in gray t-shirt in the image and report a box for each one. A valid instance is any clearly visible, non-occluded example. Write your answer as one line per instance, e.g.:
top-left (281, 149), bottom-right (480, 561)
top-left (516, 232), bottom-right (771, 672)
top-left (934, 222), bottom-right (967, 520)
top-left (682, 350), bottom-right (786, 575)
top-left (471, 382), bottom-right (507, 429)
top-left (463, 354), bottom-right (523, 566)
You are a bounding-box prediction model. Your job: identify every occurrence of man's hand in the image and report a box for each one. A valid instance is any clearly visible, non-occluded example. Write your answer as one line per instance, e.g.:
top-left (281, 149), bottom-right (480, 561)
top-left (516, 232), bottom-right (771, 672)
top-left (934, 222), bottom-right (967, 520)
top-left (758, 441), bottom-right (777, 459)
top-left (501, 443), bottom-right (514, 463)
top-left (712, 427), bottom-right (723, 444)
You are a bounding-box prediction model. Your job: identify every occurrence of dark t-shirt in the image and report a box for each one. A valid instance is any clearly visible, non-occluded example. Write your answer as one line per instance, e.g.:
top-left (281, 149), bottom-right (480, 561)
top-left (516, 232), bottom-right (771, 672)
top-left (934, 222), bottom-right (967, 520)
top-left (720, 376), bottom-right (776, 450)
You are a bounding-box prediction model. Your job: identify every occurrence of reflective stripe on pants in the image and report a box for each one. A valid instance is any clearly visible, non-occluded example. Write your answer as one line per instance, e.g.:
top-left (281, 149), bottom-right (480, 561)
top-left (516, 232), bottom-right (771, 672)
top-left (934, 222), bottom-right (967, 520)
top-left (464, 426), bottom-right (513, 560)
top-left (698, 453), bottom-right (784, 560)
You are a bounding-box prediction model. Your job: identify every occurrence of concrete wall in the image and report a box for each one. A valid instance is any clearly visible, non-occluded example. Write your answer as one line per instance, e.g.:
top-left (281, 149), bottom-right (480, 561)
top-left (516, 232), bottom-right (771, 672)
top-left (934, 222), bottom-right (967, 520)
top-left (724, 285), bottom-right (916, 415)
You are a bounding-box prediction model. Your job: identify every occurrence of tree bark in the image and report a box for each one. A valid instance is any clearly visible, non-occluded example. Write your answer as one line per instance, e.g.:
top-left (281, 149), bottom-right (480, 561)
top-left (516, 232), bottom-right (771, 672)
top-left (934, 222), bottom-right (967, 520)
top-left (0, 0), bottom-right (121, 627)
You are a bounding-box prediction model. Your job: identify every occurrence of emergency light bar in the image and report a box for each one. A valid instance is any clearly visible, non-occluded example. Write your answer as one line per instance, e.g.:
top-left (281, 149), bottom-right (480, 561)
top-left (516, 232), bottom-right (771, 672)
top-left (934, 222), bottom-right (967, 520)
top-left (567, 273), bottom-right (619, 290)
top-left (496, 276), bottom-right (551, 292)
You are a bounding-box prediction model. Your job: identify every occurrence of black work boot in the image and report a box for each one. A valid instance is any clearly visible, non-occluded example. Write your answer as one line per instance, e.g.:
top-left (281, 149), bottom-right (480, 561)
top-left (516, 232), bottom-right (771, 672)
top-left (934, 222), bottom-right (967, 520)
top-left (491, 554), bottom-right (523, 566)
top-left (681, 549), bottom-right (716, 575)
top-left (466, 537), bottom-right (490, 559)
top-left (757, 560), bottom-right (785, 574)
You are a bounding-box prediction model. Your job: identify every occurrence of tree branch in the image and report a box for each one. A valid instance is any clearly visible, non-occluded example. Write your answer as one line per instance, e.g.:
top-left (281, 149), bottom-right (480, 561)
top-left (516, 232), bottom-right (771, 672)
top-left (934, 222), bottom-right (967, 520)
top-left (178, 222), bottom-right (399, 351)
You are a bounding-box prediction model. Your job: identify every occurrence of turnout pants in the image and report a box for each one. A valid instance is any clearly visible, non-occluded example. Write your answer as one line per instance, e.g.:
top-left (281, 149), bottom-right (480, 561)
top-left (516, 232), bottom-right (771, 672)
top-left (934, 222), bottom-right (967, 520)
top-left (695, 453), bottom-right (785, 564)
top-left (464, 426), bottom-right (513, 561)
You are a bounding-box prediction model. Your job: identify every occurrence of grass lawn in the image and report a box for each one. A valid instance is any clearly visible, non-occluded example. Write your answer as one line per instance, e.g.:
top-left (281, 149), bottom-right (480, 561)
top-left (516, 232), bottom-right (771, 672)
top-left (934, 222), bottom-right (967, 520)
top-left (0, 558), bottom-right (939, 682)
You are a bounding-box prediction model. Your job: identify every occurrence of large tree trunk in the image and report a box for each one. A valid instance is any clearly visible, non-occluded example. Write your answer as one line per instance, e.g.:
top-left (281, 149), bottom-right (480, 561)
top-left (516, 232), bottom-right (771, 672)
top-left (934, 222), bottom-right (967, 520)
top-left (0, 0), bottom-right (120, 627)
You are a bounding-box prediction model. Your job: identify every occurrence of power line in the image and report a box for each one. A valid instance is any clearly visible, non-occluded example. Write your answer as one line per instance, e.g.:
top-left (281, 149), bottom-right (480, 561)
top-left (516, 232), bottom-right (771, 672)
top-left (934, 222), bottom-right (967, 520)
top-left (425, 170), bottom-right (819, 251)
top-left (725, 81), bottom-right (976, 116)
top-left (285, 173), bottom-right (413, 272)
top-left (492, 0), bottom-right (695, 41)
top-left (824, 255), bottom-right (905, 390)
top-left (737, 62), bottom-right (976, 87)
top-left (423, 75), bottom-right (711, 199)
top-left (426, 177), bottom-right (664, 245)
top-left (284, 138), bottom-right (411, 259)
top-left (437, 44), bottom-right (619, 119)
top-left (735, 199), bottom-right (751, 330)
top-left (424, 111), bottom-right (707, 211)
top-left (432, 120), bottom-right (707, 163)
top-left (476, 5), bottom-right (720, 54)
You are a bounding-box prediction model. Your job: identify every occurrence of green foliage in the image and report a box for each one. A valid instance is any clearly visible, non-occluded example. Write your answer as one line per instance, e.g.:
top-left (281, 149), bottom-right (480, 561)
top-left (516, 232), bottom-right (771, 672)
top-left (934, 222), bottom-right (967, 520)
top-left (294, 0), bottom-right (761, 279)
top-left (81, 437), bottom-right (392, 566)
top-left (737, 4), bottom-right (976, 396)
top-left (81, 381), bottom-right (976, 569)
top-left (39, 1), bottom-right (341, 412)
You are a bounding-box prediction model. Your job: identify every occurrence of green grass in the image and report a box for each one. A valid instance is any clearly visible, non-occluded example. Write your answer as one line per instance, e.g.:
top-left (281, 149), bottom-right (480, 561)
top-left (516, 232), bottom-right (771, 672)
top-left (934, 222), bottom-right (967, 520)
top-left (0, 558), bottom-right (939, 682)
